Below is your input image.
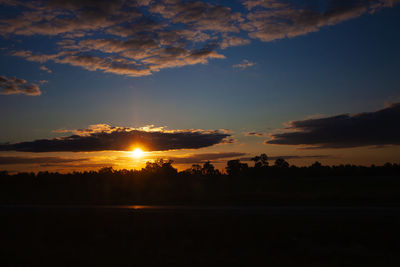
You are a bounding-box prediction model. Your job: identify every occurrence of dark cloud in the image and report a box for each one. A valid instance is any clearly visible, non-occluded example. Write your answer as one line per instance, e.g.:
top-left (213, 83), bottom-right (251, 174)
top-left (0, 75), bottom-right (41, 96)
top-left (166, 152), bottom-right (247, 164)
top-left (245, 131), bottom-right (266, 137)
top-left (266, 103), bottom-right (400, 149)
top-left (0, 125), bottom-right (231, 152)
top-left (0, 156), bottom-right (87, 165)
top-left (244, 0), bottom-right (398, 42)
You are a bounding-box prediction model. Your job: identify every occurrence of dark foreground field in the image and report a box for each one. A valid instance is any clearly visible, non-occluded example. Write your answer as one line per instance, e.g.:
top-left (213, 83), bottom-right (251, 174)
top-left (1, 206), bottom-right (400, 267)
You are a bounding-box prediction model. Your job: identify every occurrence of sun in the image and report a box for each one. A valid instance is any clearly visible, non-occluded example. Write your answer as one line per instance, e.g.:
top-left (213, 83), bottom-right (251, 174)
top-left (131, 148), bottom-right (144, 158)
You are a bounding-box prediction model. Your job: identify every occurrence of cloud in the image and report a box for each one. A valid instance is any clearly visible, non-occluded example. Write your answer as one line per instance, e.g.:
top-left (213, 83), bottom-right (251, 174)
top-left (0, 124), bottom-right (231, 152)
top-left (40, 65), bottom-right (52, 73)
top-left (0, 156), bottom-right (87, 165)
top-left (238, 154), bottom-right (331, 162)
top-left (241, 154), bottom-right (331, 161)
top-left (245, 131), bottom-right (267, 137)
top-left (266, 103), bottom-right (400, 149)
top-left (55, 54), bottom-right (152, 77)
top-left (268, 155), bottom-right (331, 160)
top-left (37, 80), bottom-right (48, 85)
top-left (2, 0), bottom-right (232, 77)
top-left (150, 1), bottom-right (244, 32)
top-left (233, 59), bottom-right (255, 69)
top-left (244, 0), bottom-right (399, 42)
top-left (39, 163), bottom-right (111, 168)
top-left (0, 75), bottom-right (41, 96)
top-left (53, 124), bottom-right (121, 135)
top-left (165, 152), bottom-right (247, 164)
top-left (12, 50), bottom-right (64, 63)
top-left (0, 0), bottom-right (136, 36)
top-left (2, 0), bottom-right (397, 77)
top-left (220, 35), bottom-right (251, 49)
top-left (13, 45), bottom-right (225, 77)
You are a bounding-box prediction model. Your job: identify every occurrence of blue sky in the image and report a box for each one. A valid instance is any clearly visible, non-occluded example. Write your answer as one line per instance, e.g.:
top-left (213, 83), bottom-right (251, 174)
top-left (0, 0), bottom-right (399, 172)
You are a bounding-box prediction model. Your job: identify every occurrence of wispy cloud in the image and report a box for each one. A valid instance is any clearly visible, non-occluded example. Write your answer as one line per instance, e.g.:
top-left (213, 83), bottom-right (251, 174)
top-left (0, 156), bottom-right (87, 165)
top-left (37, 80), bottom-right (48, 85)
top-left (233, 59), bottom-right (255, 69)
top-left (39, 65), bottom-right (52, 73)
top-left (0, 75), bottom-right (41, 96)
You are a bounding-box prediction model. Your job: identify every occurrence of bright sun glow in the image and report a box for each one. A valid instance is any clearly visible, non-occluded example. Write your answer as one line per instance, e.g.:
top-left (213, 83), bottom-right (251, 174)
top-left (131, 148), bottom-right (144, 158)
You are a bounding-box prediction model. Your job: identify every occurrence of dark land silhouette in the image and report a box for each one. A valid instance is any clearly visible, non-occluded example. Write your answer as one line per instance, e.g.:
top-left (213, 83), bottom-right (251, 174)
top-left (1, 155), bottom-right (400, 266)
top-left (2, 205), bottom-right (400, 267)
top-left (0, 155), bottom-right (399, 205)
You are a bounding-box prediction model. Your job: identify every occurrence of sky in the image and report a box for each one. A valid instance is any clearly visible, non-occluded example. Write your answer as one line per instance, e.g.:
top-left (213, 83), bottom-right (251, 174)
top-left (0, 0), bottom-right (399, 173)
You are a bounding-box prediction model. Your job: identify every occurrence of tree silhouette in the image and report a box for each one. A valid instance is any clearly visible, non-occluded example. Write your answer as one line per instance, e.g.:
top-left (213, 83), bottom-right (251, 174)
top-left (274, 158), bottom-right (289, 168)
top-left (202, 161), bottom-right (219, 176)
top-left (0, 160), bottom-right (399, 205)
top-left (144, 159), bottom-right (177, 175)
top-left (185, 164), bottom-right (202, 175)
top-left (251, 153), bottom-right (269, 168)
top-left (99, 166), bottom-right (114, 174)
top-left (226, 159), bottom-right (248, 176)
top-left (311, 161), bottom-right (322, 168)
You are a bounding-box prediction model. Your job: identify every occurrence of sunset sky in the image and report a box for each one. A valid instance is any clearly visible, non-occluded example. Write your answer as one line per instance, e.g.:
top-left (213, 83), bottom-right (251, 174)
top-left (0, 0), bottom-right (399, 172)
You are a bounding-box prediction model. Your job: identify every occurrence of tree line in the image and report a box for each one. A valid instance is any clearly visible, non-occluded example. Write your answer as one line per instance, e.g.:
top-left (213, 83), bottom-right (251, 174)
top-left (0, 154), bottom-right (399, 205)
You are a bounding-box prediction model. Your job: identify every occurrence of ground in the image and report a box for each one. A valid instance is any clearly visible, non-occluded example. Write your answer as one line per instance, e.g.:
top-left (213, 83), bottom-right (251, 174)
top-left (1, 206), bottom-right (399, 266)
